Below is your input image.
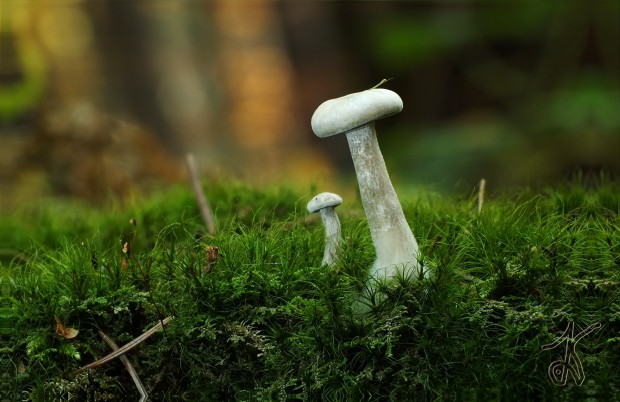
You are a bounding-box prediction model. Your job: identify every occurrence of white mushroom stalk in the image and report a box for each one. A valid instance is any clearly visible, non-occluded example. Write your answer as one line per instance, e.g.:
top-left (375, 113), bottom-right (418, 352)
top-left (307, 192), bottom-right (343, 266)
top-left (311, 88), bottom-right (421, 282)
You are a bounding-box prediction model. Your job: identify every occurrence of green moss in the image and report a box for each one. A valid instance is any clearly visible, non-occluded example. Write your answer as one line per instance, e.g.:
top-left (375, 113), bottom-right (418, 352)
top-left (3, 180), bottom-right (620, 401)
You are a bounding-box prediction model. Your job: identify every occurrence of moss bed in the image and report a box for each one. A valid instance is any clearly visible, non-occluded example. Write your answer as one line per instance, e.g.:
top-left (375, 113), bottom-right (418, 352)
top-left (3, 178), bottom-right (620, 401)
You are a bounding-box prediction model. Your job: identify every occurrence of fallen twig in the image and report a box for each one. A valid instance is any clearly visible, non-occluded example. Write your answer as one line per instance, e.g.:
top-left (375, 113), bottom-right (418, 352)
top-left (79, 316), bottom-right (174, 371)
top-left (478, 178), bottom-right (486, 214)
top-left (185, 153), bottom-right (216, 235)
top-left (99, 330), bottom-right (148, 402)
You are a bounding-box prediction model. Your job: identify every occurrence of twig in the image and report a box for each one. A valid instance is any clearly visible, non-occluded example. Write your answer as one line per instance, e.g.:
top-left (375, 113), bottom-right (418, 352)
top-left (370, 77), bottom-right (393, 89)
top-left (185, 153), bottom-right (216, 235)
top-left (99, 330), bottom-right (148, 402)
top-left (478, 178), bottom-right (486, 214)
top-left (79, 316), bottom-right (174, 371)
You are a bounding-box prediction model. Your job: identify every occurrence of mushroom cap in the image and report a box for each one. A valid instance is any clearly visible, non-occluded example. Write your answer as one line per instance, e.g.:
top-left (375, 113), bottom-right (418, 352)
top-left (311, 88), bottom-right (403, 138)
top-left (307, 192), bottom-right (343, 213)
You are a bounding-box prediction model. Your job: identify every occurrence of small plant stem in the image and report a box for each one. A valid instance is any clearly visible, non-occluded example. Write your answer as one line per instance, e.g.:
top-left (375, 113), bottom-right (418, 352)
top-left (185, 153), bottom-right (216, 235)
top-left (130, 253), bottom-right (170, 343)
top-left (478, 178), bottom-right (486, 214)
top-left (370, 78), bottom-right (392, 89)
top-left (79, 316), bottom-right (174, 371)
top-left (99, 330), bottom-right (148, 402)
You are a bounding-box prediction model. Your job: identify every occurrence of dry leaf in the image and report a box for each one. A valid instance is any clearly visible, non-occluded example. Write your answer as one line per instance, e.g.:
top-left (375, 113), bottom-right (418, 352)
top-left (63, 327), bottom-right (79, 339)
top-left (206, 246), bottom-right (219, 264)
top-left (55, 315), bottom-right (79, 339)
top-left (203, 246), bottom-right (219, 274)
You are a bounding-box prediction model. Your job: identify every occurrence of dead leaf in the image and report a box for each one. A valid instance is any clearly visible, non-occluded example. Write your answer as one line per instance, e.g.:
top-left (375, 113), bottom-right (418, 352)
top-left (203, 246), bottom-right (219, 273)
top-left (55, 316), bottom-right (79, 339)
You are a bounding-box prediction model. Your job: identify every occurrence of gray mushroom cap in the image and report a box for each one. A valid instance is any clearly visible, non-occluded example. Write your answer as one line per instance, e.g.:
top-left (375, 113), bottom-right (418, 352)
top-left (307, 192), bottom-right (343, 213)
top-left (311, 88), bottom-right (403, 138)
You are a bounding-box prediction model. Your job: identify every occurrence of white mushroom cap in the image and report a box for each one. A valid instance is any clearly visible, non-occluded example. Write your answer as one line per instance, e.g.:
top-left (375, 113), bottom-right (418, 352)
top-left (311, 88), bottom-right (403, 138)
top-left (307, 192), bottom-right (343, 213)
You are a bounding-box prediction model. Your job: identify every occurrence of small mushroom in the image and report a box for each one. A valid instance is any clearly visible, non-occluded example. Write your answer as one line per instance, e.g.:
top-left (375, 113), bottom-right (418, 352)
top-left (311, 88), bottom-right (421, 282)
top-left (307, 192), bottom-right (343, 266)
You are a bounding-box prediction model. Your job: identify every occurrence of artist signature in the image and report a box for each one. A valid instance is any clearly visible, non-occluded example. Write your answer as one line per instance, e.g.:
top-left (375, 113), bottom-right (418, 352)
top-left (541, 322), bottom-right (601, 386)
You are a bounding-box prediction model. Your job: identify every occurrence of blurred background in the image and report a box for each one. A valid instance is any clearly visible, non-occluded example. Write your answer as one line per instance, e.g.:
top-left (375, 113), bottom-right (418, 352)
top-left (1, 0), bottom-right (619, 207)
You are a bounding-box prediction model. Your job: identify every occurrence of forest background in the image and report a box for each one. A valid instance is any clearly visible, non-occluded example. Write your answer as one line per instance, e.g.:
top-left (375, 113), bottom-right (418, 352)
top-left (1, 0), bottom-right (619, 206)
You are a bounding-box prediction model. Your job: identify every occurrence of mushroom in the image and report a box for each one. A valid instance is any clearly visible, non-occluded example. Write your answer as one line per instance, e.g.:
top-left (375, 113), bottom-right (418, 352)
top-left (311, 88), bottom-right (421, 282)
top-left (307, 192), bottom-right (343, 266)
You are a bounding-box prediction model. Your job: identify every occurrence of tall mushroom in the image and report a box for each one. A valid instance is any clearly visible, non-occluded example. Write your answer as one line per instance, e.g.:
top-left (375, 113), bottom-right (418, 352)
top-left (311, 88), bottom-right (421, 282)
top-left (307, 192), bottom-right (343, 267)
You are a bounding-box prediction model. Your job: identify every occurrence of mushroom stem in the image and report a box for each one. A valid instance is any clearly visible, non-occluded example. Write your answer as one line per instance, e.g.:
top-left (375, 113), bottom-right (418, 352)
top-left (345, 122), bottom-right (420, 280)
top-left (319, 207), bottom-right (342, 266)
